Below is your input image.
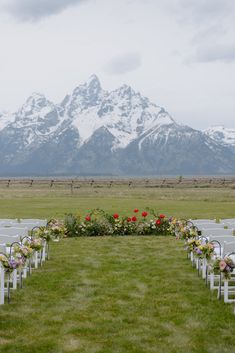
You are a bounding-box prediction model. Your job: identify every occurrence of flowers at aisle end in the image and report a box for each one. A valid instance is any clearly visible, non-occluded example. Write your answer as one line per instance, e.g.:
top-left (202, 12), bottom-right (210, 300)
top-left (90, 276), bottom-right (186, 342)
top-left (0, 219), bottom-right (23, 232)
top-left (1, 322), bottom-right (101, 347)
top-left (47, 219), bottom-right (67, 240)
top-left (212, 256), bottom-right (235, 279)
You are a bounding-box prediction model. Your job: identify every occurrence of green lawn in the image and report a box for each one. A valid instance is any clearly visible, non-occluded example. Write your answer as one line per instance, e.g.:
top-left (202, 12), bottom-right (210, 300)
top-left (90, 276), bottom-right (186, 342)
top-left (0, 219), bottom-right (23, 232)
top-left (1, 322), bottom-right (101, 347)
top-left (0, 236), bottom-right (235, 353)
top-left (1, 185), bottom-right (235, 352)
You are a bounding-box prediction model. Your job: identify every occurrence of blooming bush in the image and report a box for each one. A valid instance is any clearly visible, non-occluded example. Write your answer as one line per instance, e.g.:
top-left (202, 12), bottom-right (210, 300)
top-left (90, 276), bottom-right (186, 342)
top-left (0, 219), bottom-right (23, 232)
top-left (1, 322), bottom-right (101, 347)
top-left (64, 208), bottom-right (173, 237)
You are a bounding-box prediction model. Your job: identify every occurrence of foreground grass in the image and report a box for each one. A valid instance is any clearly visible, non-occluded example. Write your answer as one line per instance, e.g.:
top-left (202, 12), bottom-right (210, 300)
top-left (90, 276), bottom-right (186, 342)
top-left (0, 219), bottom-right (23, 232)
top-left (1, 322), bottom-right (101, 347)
top-left (0, 237), bottom-right (235, 353)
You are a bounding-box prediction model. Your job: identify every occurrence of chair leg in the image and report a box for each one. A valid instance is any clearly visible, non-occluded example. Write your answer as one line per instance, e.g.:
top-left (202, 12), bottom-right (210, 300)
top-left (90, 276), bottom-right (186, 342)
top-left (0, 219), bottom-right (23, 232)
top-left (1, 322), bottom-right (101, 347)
top-left (0, 268), bottom-right (4, 305)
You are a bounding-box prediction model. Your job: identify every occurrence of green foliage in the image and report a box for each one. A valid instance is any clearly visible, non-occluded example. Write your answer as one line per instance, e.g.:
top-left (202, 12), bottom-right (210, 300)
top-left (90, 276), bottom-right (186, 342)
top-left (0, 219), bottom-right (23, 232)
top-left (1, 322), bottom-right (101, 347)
top-left (64, 209), bottom-right (172, 237)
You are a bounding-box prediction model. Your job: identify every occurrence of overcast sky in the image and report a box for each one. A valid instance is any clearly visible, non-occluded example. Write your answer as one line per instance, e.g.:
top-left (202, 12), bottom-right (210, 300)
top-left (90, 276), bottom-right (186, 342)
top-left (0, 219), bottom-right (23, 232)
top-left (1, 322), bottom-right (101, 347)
top-left (0, 0), bottom-right (234, 129)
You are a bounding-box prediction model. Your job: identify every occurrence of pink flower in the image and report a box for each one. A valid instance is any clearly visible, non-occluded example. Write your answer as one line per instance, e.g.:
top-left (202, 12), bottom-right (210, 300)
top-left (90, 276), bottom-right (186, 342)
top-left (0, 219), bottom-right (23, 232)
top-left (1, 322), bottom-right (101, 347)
top-left (142, 211), bottom-right (148, 218)
top-left (113, 214), bottom-right (119, 219)
top-left (219, 260), bottom-right (227, 271)
top-left (156, 219), bottom-right (161, 225)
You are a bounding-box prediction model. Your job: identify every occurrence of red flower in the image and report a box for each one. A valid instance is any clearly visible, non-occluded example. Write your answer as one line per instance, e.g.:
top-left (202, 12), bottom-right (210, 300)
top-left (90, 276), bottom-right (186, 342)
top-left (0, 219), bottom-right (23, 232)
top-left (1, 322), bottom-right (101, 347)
top-left (141, 211), bottom-right (148, 218)
top-left (134, 208), bottom-right (139, 213)
top-left (113, 214), bottom-right (119, 219)
top-left (127, 217), bottom-right (132, 222)
top-left (159, 214), bottom-right (165, 219)
top-left (131, 216), bottom-right (137, 222)
top-left (156, 219), bottom-right (161, 225)
top-left (85, 215), bottom-right (91, 221)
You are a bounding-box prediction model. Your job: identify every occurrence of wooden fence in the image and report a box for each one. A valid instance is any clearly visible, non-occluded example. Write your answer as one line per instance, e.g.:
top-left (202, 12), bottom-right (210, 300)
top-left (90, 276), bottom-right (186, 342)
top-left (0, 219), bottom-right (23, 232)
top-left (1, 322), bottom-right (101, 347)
top-left (0, 177), bottom-right (235, 191)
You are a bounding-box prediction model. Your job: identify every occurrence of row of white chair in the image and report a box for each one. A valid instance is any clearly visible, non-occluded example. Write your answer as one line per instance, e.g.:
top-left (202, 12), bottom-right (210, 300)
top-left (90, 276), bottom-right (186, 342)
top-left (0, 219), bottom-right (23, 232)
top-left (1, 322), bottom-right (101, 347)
top-left (0, 219), bottom-right (48, 305)
top-left (183, 220), bottom-right (235, 303)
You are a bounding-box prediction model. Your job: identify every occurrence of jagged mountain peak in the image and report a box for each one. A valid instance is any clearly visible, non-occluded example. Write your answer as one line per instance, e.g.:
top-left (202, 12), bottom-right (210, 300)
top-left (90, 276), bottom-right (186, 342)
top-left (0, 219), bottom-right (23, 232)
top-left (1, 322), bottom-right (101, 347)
top-left (0, 75), bottom-right (235, 176)
top-left (72, 74), bottom-right (102, 98)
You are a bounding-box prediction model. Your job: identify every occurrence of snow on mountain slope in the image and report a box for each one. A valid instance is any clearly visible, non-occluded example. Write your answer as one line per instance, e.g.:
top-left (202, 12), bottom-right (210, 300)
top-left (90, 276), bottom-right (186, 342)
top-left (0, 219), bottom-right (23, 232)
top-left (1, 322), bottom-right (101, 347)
top-left (62, 75), bottom-right (175, 149)
top-left (0, 111), bottom-right (15, 131)
top-left (0, 75), bottom-right (235, 176)
top-left (204, 126), bottom-right (235, 146)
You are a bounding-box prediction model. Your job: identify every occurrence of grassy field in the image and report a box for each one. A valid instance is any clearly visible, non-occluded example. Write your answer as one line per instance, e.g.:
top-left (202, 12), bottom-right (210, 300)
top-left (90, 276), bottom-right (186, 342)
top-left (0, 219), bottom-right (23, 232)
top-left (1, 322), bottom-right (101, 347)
top-left (1, 185), bottom-right (235, 352)
top-left (0, 184), bottom-right (235, 219)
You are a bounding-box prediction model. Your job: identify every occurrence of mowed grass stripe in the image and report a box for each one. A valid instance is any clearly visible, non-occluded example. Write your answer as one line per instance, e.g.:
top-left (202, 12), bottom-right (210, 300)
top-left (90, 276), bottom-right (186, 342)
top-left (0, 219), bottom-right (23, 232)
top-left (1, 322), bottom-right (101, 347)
top-left (0, 237), bottom-right (235, 353)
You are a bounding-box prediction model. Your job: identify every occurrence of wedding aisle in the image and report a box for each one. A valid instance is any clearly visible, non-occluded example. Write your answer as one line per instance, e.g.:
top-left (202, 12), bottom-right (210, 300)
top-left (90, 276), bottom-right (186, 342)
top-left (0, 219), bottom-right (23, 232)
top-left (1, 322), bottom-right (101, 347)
top-left (0, 236), bottom-right (235, 353)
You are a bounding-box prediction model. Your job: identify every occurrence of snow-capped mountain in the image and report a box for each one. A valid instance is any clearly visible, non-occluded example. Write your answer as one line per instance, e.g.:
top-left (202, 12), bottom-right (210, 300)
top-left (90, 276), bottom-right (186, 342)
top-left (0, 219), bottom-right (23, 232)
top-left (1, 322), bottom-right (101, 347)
top-left (204, 126), bottom-right (235, 150)
top-left (0, 75), bottom-right (235, 176)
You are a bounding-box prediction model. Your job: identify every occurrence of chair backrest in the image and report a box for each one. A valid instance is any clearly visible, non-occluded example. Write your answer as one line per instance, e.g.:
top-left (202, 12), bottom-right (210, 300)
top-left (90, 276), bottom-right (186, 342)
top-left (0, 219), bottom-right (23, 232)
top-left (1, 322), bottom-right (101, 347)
top-left (0, 244), bottom-right (6, 253)
top-left (0, 235), bottom-right (21, 245)
top-left (201, 229), bottom-right (234, 236)
top-left (224, 223), bottom-right (235, 229)
top-left (19, 219), bottom-right (47, 227)
top-left (222, 219), bottom-right (235, 223)
top-left (0, 227), bottom-right (28, 237)
top-left (200, 224), bottom-right (226, 230)
top-left (208, 235), bottom-right (235, 244)
top-left (6, 223), bottom-right (37, 231)
top-left (223, 242), bottom-right (235, 256)
top-left (190, 219), bottom-right (216, 223)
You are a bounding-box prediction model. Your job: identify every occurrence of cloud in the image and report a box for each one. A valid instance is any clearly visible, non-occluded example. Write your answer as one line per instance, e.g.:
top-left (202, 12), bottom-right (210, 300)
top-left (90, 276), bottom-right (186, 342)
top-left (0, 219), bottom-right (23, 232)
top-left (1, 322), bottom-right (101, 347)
top-left (104, 52), bottom-right (142, 75)
top-left (177, 0), bottom-right (235, 24)
top-left (2, 0), bottom-right (87, 22)
top-left (194, 43), bottom-right (235, 63)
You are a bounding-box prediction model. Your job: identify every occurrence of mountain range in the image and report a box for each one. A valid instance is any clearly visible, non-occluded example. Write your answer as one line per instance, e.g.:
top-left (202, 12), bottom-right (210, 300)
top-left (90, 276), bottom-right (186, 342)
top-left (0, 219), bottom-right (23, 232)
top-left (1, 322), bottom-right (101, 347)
top-left (0, 75), bottom-right (235, 176)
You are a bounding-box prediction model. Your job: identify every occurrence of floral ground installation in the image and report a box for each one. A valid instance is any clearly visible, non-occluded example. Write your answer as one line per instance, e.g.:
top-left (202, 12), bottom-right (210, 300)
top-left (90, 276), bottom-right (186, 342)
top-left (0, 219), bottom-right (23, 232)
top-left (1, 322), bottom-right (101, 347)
top-left (64, 208), bottom-right (173, 237)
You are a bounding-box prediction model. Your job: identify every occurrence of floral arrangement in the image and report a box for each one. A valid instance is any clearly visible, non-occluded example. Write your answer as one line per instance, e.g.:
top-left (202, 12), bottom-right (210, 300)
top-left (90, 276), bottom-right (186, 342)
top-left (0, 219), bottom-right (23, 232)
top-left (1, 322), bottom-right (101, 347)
top-left (33, 226), bottom-right (51, 242)
top-left (47, 219), bottom-right (67, 239)
top-left (64, 209), bottom-right (172, 237)
top-left (0, 254), bottom-right (24, 273)
top-left (26, 238), bottom-right (43, 251)
top-left (186, 239), bottom-right (201, 252)
top-left (14, 244), bottom-right (33, 259)
top-left (212, 256), bottom-right (235, 279)
top-left (193, 243), bottom-right (215, 260)
top-left (179, 225), bottom-right (198, 240)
